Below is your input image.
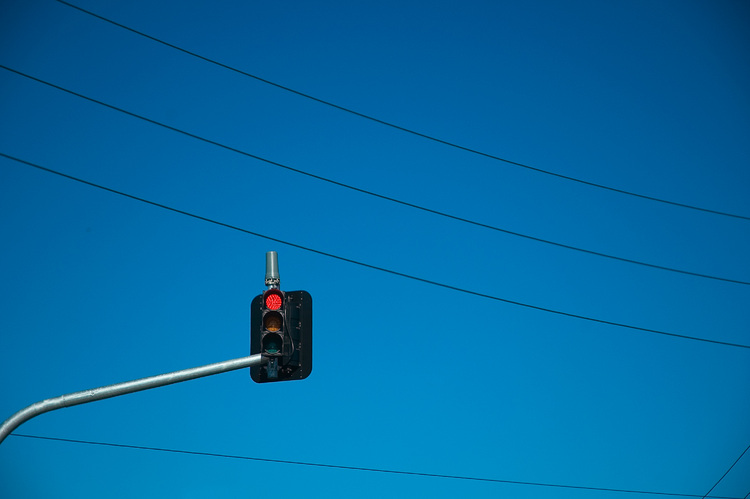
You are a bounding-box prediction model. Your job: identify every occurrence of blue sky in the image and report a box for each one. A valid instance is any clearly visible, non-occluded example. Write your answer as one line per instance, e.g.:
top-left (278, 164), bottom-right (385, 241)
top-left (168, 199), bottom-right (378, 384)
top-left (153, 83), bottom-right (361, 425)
top-left (1, 0), bottom-right (749, 497)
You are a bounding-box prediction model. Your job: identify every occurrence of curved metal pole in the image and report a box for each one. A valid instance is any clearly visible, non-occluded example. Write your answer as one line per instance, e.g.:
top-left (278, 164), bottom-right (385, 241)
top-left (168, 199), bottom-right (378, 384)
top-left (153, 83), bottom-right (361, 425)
top-left (0, 354), bottom-right (263, 445)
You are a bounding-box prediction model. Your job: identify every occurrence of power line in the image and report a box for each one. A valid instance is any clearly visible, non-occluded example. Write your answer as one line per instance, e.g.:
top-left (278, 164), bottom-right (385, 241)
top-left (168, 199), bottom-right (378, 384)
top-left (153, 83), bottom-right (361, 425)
top-left (2, 65), bottom-right (748, 287)
top-left (53, 0), bottom-right (750, 223)
top-left (701, 442), bottom-right (750, 499)
top-left (2, 151), bottom-right (749, 350)
top-left (10, 434), bottom-right (743, 499)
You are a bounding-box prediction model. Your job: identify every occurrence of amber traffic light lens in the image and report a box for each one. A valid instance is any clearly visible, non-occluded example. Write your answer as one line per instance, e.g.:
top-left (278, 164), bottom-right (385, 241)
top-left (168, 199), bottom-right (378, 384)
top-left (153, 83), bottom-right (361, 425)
top-left (264, 312), bottom-right (282, 332)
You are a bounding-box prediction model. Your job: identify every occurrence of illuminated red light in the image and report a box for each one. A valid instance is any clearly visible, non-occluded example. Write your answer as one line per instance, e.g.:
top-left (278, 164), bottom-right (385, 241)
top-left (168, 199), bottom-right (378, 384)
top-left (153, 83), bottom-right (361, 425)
top-left (265, 292), bottom-right (282, 310)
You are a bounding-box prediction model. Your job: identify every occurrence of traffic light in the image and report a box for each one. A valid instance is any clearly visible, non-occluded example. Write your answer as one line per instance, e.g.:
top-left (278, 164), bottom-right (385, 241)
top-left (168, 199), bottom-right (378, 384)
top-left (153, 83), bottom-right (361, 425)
top-left (250, 288), bottom-right (312, 383)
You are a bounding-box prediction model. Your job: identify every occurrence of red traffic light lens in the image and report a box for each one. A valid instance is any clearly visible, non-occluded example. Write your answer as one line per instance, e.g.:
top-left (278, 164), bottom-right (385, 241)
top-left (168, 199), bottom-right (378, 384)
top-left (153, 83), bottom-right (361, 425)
top-left (265, 291), bottom-right (283, 310)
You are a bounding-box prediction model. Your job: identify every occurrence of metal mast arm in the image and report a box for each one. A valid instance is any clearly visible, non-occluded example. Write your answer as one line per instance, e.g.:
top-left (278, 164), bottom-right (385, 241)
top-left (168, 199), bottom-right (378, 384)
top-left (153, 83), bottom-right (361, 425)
top-left (0, 354), bottom-right (263, 445)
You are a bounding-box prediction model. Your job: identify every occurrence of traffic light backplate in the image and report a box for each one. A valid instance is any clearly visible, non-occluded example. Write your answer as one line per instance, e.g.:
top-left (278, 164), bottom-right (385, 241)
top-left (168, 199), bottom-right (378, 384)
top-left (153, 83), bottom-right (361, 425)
top-left (250, 290), bottom-right (312, 383)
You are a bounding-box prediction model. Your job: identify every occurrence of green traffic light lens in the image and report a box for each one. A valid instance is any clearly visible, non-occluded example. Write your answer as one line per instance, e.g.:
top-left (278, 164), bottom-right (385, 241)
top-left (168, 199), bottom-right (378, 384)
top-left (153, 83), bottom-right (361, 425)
top-left (262, 332), bottom-right (283, 355)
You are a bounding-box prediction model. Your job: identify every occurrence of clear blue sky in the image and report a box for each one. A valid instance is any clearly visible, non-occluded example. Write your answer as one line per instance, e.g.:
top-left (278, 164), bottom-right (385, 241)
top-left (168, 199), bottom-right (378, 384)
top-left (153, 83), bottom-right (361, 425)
top-left (1, 0), bottom-right (749, 497)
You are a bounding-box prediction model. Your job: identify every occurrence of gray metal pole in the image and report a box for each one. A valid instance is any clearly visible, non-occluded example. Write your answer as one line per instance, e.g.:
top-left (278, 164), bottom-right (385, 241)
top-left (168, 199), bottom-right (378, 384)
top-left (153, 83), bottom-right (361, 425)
top-left (265, 250), bottom-right (280, 289)
top-left (0, 354), bottom-right (263, 445)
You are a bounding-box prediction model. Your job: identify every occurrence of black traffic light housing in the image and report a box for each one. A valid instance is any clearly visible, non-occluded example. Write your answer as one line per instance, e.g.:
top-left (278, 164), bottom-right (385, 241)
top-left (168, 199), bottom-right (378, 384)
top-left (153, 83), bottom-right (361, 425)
top-left (250, 289), bottom-right (312, 383)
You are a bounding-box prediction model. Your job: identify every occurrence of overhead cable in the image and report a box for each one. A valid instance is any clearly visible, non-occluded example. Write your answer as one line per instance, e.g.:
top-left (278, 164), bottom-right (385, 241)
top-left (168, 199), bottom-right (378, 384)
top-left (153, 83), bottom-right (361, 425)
top-left (701, 442), bottom-right (750, 499)
top-left (1, 65), bottom-right (748, 287)
top-left (52, 0), bottom-right (750, 223)
top-left (2, 152), bottom-right (749, 350)
top-left (10, 434), bottom-right (744, 499)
